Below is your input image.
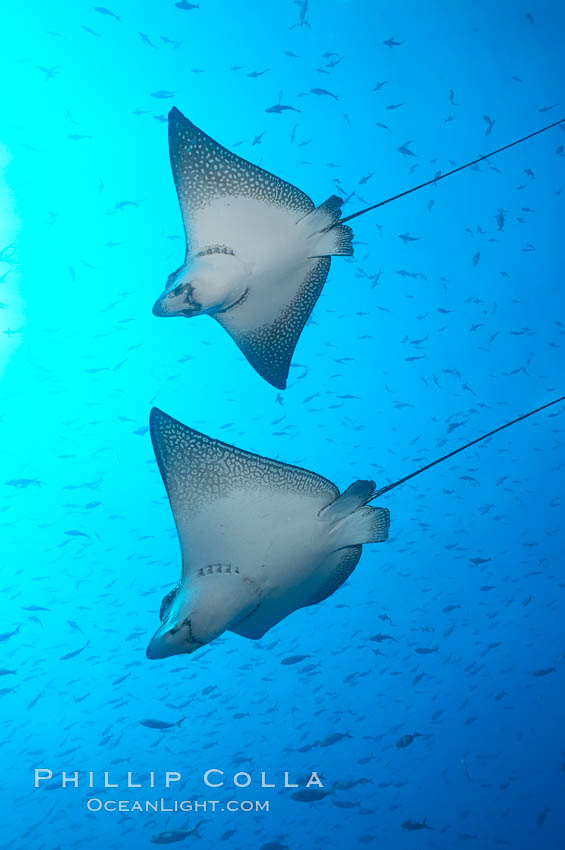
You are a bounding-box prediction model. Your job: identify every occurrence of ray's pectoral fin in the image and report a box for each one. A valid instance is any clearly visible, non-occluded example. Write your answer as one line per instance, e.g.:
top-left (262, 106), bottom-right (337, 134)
top-left (214, 256), bottom-right (332, 389)
top-left (306, 546), bottom-right (363, 606)
top-left (168, 106), bottom-right (316, 252)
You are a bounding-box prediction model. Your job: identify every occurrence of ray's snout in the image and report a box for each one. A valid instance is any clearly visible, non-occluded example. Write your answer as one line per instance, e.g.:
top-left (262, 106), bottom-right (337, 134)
top-left (146, 620), bottom-right (178, 659)
top-left (146, 617), bottom-right (203, 660)
top-left (152, 297), bottom-right (165, 317)
top-left (145, 632), bottom-right (170, 660)
top-left (152, 292), bottom-right (173, 317)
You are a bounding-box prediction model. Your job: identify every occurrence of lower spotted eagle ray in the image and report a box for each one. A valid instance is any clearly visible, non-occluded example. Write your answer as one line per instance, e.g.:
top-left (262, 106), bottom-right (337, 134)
top-left (145, 395), bottom-right (563, 660)
top-left (152, 108), bottom-right (564, 389)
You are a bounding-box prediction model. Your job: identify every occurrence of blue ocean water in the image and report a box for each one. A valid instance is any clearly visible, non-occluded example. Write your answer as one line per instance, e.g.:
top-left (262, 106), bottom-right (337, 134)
top-left (1, 0), bottom-right (564, 847)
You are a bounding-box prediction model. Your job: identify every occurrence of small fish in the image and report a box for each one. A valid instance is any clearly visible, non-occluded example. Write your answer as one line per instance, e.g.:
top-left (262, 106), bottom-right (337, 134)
top-left (175, 0), bottom-right (199, 8)
top-left (290, 0), bottom-right (310, 30)
top-left (36, 65), bottom-right (61, 81)
top-left (396, 733), bottom-right (422, 749)
top-left (414, 647), bottom-right (438, 654)
top-left (531, 667), bottom-right (556, 677)
top-left (265, 103), bottom-right (300, 114)
top-left (0, 626), bottom-right (21, 643)
top-left (398, 142), bottom-right (416, 156)
top-left (371, 633), bottom-right (395, 643)
top-left (318, 732), bottom-right (351, 747)
top-left (59, 641), bottom-right (90, 660)
top-left (310, 88), bottom-right (339, 101)
top-left (93, 6), bottom-right (121, 21)
top-left (483, 115), bottom-right (495, 135)
top-left (402, 818), bottom-right (433, 831)
top-left (140, 717), bottom-right (185, 729)
top-left (0, 670), bottom-right (16, 677)
top-left (139, 32), bottom-right (157, 48)
top-left (150, 822), bottom-right (204, 843)
top-left (27, 689), bottom-right (45, 709)
top-left (291, 787), bottom-right (334, 802)
top-left (280, 654), bottom-right (309, 665)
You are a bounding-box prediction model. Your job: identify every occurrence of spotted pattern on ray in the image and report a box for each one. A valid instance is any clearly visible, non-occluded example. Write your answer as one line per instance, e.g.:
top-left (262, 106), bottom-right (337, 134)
top-left (216, 257), bottom-right (332, 389)
top-left (169, 107), bottom-right (314, 253)
top-left (150, 407), bottom-right (338, 516)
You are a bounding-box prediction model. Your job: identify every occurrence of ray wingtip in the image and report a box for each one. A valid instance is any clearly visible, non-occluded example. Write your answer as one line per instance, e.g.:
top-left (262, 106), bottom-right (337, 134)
top-left (168, 106), bottom-right (189, 128)
top-left (267, 364), bottom-right (290, 391)
top-left (149, 406), bottom-right (170, 431)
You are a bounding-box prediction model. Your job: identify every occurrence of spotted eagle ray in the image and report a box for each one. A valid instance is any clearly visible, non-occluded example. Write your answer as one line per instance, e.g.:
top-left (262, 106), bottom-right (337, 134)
top-left (153, 108), bottom-right (564, 389)
top-left (145, 395), bottom-right (563, 660)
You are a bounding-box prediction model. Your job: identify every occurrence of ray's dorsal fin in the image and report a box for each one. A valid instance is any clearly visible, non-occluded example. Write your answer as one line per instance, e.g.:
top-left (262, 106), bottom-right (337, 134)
top-left (214, 256), bottom-right (331, 389)
top-left (340, 118), bottom-right (565, 225)
top-left (168, 107), bottom-right (315, 253)
top-left (370, 396), bottom-right (565, 500)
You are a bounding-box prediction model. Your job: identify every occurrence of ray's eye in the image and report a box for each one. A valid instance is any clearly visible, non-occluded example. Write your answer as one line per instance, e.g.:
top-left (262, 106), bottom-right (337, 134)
top-left (159, 584), bottom-right (180, 623)
top-left (166, 265), bottom-right (184, 289)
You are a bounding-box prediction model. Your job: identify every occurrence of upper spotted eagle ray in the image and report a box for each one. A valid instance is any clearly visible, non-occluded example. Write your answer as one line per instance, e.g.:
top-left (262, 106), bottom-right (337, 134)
top-left (153, 108), bottom-right (564, 389)
top-left (145, 395), bottom-right (563, 660)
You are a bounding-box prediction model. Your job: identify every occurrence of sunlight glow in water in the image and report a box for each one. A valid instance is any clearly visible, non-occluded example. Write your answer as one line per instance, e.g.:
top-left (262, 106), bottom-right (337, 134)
top-left (0, 144), bottom-right (22, 374)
